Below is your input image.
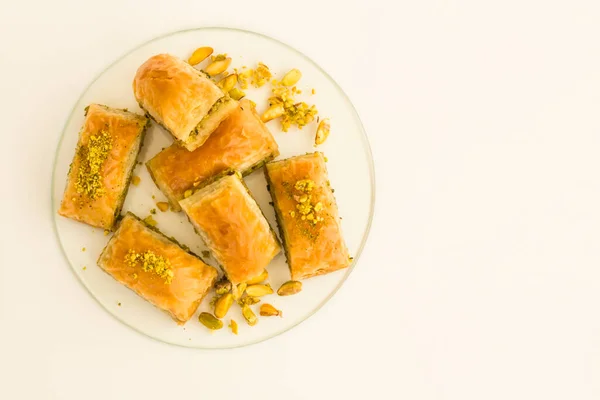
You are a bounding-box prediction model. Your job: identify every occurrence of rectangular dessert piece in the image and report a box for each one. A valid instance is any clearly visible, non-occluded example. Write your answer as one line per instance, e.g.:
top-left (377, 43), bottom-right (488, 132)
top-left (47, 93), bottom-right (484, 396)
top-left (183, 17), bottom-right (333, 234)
top-left (179, 171), bottom-right (280, 284)
top-left (58, 104), bottom-right (149, 230)
top-left (265, 152), bottom-right (350, 280)
top-left (97, 213), bottom-right (218, 324)
top-left (133, 53), bottom-right (238, 151)
top-left (147, 98), bottom-right (279, 211)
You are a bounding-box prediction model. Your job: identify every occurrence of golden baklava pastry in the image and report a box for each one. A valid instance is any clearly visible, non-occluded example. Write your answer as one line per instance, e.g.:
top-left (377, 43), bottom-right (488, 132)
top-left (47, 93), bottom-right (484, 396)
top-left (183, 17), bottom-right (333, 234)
top-left (265, 152), bottom-right (350, 280)
top-left (179, 171), bottom-right (280, 284)
top-left (147, 99), bottom-right (279, 211)
top-left (58, 104), bottom-right (148, 230)
top-left (133, 53), bottom-right (238, 151)
top-left (97, 213), bottom-right (218, 324)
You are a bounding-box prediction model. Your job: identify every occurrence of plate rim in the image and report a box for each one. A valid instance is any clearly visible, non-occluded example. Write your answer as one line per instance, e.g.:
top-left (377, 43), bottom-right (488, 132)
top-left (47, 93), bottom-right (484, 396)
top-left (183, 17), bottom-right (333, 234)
top-left (50, 26), bottom-right (376, 350)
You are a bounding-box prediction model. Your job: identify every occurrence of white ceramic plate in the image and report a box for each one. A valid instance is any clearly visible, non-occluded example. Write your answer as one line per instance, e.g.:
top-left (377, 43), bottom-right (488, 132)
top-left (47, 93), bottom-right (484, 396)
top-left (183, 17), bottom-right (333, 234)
top-left (52, 27), bottom-right (374, 349)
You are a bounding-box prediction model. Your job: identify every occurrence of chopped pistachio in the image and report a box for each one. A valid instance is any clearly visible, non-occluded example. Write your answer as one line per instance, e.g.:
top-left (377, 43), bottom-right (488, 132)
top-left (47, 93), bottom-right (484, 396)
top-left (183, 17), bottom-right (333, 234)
top-left (268, 83), bottom-right (318, 132)
top-left (214, 278), bottom-right (232, 295)
top-left (131, 175), bottom-right (141, 186)
top-left (252, 63), bottom-right (272, 87)
top-left (229, 319), bottom-right (238, 335)
top-left (246, 269), bottom-right (268, 285)
top-left (238, 296), bottom-right (260, 306)
top-left (232, 282), bottom-right (247, 300)
top-left (125, 249), bottom-right (173, 284)
top-left (217, 74), bottom-right (238, 93)
top-left (260, 303), bottom-right (282, 317)
top-left (245, 284), bottom-right (274, 297)
top-left (315, 118), bottom-right (331, 145)
top-left (76, 130), bottom-right (112, 198)
top-left (184, 189), bottom-right (193, 198)
top-left (150, 208), bottom-right (156, 215)
top-left (199, 312), bottom-right (223, 330)
top-left (241, 305), bottom-right (258, 326)
top-left (214, 293), bottom-right (234, 318)
top-left (277, 280), bottom-right (302, 296)
top-left (156, 202), bottom-right (169, 212)
top-left (188, 46), bottom-right (213, 65)
top-left (281, 69), bottom-right (302, 86)
top-left (261, 103), bottom-right (285, 122)
top-left (201, 250), bottom-right (210, 258)
top-left (211, 53), bottom-right (228, 62)
top-left (237, 68), bottom-right (253, 89)
top-left (205, 56), bottom-right (232, 76)
top-left (228, 88), bottom-right (245, 100)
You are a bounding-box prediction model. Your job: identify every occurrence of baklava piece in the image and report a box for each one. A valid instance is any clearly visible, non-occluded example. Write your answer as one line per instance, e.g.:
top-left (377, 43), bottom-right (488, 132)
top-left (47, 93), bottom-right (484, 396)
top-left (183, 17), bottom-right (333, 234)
top-left (97, 213), bottom-right (218, 324)
top-left (58, 104), bottom-right (148, 229)
top-left (265, 152), bottom-right (350, 280)
top-left (179, 171), bottom-right (280, 284)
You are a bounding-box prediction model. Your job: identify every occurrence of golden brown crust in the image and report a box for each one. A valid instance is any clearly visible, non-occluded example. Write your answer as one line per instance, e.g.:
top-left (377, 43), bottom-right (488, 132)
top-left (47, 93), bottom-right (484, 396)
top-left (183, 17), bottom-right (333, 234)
top-left (265, 152), bottom-right (350, 280)
top-left (179, 173), bottom-right (280, 285)
top-left (58, 104), bottom-right (147, 229)
top-left (97, 213), bottom-right (218, 324)
top-left (147, 99), bottom-right (280, 211)
top-left (133, 54), bottom-right (234, 149)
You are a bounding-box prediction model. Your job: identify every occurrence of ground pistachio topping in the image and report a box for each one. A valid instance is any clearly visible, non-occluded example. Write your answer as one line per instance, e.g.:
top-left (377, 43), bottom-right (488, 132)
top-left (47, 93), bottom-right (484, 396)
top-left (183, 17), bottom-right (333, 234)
top-left (288, 178), bottom-right (324, 226)
top-left (76, 130), bottom-right (112, 199)
top-left (125, 249), bottom-right (174, 284)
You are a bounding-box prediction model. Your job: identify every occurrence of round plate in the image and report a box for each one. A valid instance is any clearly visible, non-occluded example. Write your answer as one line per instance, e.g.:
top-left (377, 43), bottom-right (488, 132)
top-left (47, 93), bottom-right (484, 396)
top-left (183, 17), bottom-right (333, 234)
top-left (51, 27), bottom-right (375, 349)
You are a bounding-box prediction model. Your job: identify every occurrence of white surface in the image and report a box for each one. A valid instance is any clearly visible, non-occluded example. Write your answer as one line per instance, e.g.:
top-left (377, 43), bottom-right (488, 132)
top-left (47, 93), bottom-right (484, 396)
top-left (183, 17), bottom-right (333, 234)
top-left (3, 0), bottom-right (600, 399)
top-left (52, 27), bottom-right (373, 348)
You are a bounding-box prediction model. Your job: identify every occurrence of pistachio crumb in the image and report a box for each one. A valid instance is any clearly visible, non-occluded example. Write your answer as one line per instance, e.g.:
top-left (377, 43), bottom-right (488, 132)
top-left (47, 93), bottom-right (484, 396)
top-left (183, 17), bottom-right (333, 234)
top-left (150, 208), bottom-right (156, 215)
top-left (229, 319), bottom-right (238, 335)
top-left (76, 130), bottom-right (112, 199)
top-left (184, 189), bottom-right (193, 198)
top-left (131, 175), bottom-right (141, 186)
top-left (82, 266), bottom-right (87, 270)
top-left (201, 250), bottom-right (210, 258)
top-left (103, 230), bottom-right (110, 236)
top-left (156, 202), bottom-right (169, 212)
top-left (125, 249), bottom-right (173, 284)
top-left (81, 247), bottom-right (86, 252)
top-left (143, 215), bottom-right (157, 227)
